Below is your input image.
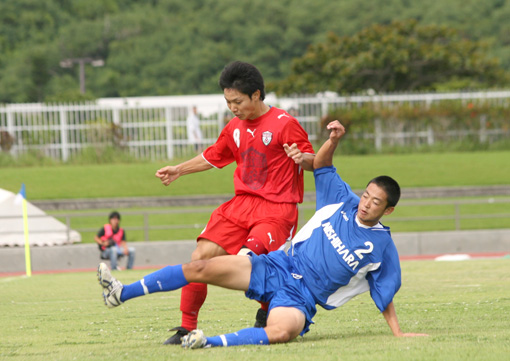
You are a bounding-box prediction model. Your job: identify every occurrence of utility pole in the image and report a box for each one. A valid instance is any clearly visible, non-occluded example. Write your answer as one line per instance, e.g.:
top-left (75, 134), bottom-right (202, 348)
top-left (59, 58), bottom-right (104, 94)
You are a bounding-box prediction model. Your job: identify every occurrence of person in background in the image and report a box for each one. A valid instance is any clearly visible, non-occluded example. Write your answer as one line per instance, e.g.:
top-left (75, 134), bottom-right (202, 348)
top-left (95, 211), bottom-right (135, 270)
top-left (186, 106), bottom-right (203, 153)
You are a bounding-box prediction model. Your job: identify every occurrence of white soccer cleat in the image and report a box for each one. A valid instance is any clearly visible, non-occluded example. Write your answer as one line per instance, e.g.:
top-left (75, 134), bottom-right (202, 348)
top-left (181, 329), bottom-right (208, 349)
top-left (97, 262), bottom-right (124, 308)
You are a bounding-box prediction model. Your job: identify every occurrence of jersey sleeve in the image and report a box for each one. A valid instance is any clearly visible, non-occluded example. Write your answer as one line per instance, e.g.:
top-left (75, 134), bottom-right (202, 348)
top-left (313, 166), bottom-right (358, 210)
top-left (280, 118), bottom-right (315, 154)
top-left (202, 126), bottom-right (235, 168)
top-left (366, 242), bottom-right (402, 312)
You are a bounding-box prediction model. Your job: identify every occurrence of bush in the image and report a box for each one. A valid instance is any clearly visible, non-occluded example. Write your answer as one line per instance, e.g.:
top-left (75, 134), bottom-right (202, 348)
top-left (321, 99), bottom-right (510, 154)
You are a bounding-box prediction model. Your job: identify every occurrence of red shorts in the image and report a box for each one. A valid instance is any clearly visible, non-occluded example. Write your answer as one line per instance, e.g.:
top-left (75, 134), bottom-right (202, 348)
top-left (198, 194), bottom-right (299, 255)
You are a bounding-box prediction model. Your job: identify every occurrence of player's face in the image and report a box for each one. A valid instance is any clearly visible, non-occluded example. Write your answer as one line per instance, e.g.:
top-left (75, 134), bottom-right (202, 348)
top-left (357, 183), bottom-right (394, 227)
top-left (110, 217), bottom-right (120, 230)
top-left (224, 88), bottom-right (260, 120)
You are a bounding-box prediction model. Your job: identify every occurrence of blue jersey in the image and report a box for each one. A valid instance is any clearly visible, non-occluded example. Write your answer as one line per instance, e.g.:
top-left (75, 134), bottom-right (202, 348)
top-left (289, 166), bottom-right (401, 312)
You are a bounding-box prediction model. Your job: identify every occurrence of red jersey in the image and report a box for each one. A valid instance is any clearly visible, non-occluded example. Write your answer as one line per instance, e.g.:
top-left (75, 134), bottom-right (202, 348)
top-left (202, 106), bottom-right (314, 204)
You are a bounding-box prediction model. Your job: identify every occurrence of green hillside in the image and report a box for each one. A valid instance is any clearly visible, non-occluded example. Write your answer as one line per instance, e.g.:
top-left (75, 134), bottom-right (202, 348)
top-left (1, 0), bottom-right (510, 102)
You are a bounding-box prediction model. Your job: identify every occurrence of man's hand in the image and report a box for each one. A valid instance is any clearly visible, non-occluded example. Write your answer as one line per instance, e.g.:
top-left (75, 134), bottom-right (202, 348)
top-left (382, 301), bottom-right (429, 338)
top-left (326, 120), bottom-right (346, 143)
top-left (155, 156), bottom-right (214, 186)
top-left (284, 143), bottom-right (315, 171)
top-left (155, 166), bottom-right (180, 186)
top-left (95, 237), bottom-right (109, 247)
top-left (312, 120), bottom-right (346, 169)
top-left (284, 143), bottom-right (304, 165)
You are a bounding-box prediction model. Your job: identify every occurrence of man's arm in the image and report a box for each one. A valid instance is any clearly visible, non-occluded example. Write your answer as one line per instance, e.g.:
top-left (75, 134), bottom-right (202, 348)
top-left (313, 120), bottom-right (346, 170)
top-left (94, 228), bottom-right (108, 247)
top-left (155, 154), bottom-right (213, 186)
top-left (382, 301), bottom-right (429, 337)
top-left (94, 235), bottom-right (108, 247)
top-left (300, 153), bottom-right (315, 171)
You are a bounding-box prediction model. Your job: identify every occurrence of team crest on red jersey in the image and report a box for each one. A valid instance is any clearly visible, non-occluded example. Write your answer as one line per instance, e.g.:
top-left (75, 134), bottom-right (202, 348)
top-left (241, 147), bottom-right (267, 190)
top-left (262, 131), bottom-right (273, 146)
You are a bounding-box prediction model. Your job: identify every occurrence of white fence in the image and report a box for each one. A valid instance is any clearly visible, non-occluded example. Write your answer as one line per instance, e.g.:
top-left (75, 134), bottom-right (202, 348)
top-left (0, 103), bottom-right (225, 161)
top-left (1, 90), bottom-right (510, 161)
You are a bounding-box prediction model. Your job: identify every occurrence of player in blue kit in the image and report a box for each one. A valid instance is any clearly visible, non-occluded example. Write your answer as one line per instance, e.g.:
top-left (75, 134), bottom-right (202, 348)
top-left (97, 120), bottom-right (428, 348)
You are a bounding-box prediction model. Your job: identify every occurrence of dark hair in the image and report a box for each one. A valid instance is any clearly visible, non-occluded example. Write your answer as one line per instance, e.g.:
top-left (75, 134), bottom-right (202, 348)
top-left (109, 211), bottom-right (121, 220)
top-left (219, 61), bottom-right (266, 100)
top-left (367, 176), bottom-right (401, 208)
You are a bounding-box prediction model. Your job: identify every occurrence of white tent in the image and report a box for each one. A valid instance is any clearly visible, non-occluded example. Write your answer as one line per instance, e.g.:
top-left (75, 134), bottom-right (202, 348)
top-left (0, 188), bottom-right (81, 247)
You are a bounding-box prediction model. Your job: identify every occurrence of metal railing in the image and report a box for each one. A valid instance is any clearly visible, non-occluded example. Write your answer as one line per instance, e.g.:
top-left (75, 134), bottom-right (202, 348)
top-left (2, 197), bottom-right (508, 244)
top-left (389, 197), bottom-right (510, 231)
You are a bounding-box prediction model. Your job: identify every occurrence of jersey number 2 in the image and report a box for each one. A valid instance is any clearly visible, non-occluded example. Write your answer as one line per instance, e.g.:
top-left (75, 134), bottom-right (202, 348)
top-left (354, 241), bottom-right (374, 259)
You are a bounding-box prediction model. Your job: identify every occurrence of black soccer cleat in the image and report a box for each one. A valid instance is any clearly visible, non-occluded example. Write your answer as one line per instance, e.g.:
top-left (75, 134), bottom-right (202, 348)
top-left (163, 326), bottom-right (191, 345)
top-left (254, 308), bottom-right (268, 328)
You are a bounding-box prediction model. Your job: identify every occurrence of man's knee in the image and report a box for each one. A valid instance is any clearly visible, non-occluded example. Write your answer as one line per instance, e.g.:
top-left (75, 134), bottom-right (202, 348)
top-left (265, 326), bottom-right (295, 344)
top-left (242, 236), bottom-right (268, 256)
top-left (184, 259), bottom-right (210, 281)
top-left (264, 307), bottom-right (305, 344)
top-left (191, 239), bottom-right (227, 261)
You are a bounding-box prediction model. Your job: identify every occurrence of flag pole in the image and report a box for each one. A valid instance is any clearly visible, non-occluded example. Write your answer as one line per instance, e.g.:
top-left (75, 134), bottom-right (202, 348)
top-left (19, 184), bottom-right (32, 277)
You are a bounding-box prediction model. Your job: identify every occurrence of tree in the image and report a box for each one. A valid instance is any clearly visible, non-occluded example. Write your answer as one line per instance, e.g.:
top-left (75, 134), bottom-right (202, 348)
top-left (0, 45), bottom-right (59, 103)
top-left (271, 20), bottom-right (510, 95)
top-left (2, 1), bottom-right (510, 102)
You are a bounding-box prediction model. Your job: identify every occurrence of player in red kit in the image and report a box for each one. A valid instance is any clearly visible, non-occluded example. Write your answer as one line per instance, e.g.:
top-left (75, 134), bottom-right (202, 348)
top-left (155, 61), bottom-right (315, 345)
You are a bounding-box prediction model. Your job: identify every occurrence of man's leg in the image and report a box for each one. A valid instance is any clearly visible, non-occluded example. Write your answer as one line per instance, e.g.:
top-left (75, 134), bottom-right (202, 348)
top-left (126, 247), bottom-right (135, 269)
top-left (98, 255), bottom-right (251, 307)
top-left (239, 237), bottom-right (271, 327)
top-left (246, 210), bottom-right (297, 328)
top-left (98, 262), bottom-right (188, 307)
top-left (165, 239), bottom-right (229, 344)
top-left (182, 306), bottom-right (306, 349)
top-left (264, 307), bottom-right (306, 344)
top-left (108, 248), bottom-right (118, 270)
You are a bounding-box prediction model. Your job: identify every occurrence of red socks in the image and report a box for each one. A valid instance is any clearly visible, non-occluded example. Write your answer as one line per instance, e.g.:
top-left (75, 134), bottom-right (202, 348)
top-left (180, 282), bottom-right (208, 331)
top-left (179, 240), bottom-right (269, 331)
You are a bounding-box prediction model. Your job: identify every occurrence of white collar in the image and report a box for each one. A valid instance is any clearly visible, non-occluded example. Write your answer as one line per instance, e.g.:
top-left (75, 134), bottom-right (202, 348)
top-left (355, 215), bottom-right (383, 229)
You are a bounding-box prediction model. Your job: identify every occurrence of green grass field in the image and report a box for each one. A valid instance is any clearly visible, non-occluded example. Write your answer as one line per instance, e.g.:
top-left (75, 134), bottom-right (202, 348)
top-left (2, 151), bottom-right (510, 200)
top-left (0, 151), bottom-right (510, 242)
top-left (1, 259), bottom-right (509, 361)
top-left (2, 150), bottom-right (509, 240)
top-left (52, 196), bottom-right (510, 243)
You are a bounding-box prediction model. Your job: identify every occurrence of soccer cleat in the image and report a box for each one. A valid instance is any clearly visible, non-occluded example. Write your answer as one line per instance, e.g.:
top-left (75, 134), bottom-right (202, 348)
top-left (181, 329), bottom-right (207, 349)
top-left (97, 262), bottom-right (124, 308)
top-left (163, 327), bottom-right (190, 345)
top-left (254, 308), bottom-right (268, 328)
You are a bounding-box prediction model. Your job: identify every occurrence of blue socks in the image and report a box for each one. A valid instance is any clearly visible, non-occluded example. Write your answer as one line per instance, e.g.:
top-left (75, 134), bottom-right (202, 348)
top-left (118, 266), bottom-right (270, 347)
top-left (206, 327), bottom-right (270, 347)
top-left (120, 265), bottom-right (189, 302)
